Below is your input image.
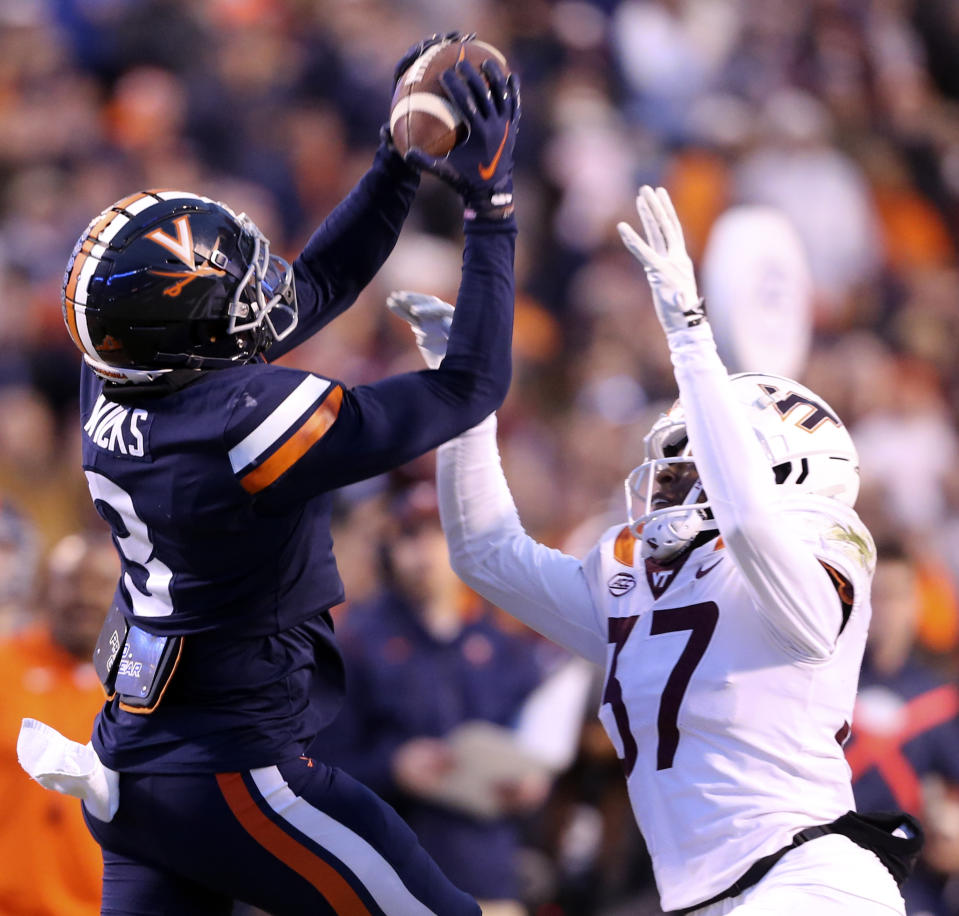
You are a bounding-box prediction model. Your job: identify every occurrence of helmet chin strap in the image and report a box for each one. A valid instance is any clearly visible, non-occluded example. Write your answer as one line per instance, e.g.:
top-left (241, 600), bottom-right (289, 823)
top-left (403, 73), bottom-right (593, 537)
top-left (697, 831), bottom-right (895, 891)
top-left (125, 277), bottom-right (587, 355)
top-left (640, 480), bottom-right (714, 562)
top-left (641, 510), bottom-right (703, 562)
top-left (84, 355), bottom-right (172, 384)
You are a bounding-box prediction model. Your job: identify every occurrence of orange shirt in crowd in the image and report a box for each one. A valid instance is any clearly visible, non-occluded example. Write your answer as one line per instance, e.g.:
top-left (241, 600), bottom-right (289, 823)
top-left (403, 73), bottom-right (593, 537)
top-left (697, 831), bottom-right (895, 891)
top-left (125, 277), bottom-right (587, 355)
top-left (0, 626), bottom-right (105, 915)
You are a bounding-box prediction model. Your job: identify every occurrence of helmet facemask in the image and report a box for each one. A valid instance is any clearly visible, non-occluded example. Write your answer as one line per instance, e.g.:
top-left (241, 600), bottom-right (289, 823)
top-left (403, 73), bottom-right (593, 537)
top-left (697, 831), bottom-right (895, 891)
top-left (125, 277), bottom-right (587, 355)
top-left (625, 413), bottom-right (717, 562)
top-left (623, 373), bottom-right (860, 563)
top-left (226, 214), bottom-right (298, 352)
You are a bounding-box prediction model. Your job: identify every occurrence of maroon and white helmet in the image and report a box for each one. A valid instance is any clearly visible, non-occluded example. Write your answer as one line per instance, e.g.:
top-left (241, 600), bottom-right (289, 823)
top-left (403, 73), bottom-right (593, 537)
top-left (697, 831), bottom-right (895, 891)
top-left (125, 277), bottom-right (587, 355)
top-left (626, 373), bottom-right (860, 562)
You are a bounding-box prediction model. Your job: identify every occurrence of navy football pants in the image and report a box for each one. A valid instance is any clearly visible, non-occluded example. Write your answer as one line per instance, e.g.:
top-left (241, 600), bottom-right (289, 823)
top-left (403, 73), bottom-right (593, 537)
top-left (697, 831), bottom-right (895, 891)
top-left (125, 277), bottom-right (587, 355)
top-left (84, 755), bottom-right (480, 916)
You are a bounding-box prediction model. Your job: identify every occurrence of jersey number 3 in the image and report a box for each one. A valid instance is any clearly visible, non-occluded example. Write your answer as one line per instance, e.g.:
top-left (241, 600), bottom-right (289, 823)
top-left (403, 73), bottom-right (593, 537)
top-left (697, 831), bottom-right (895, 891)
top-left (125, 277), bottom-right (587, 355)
top-left (603, 601), bottom-right (718, 774)
top-left (85, 470), bottom-right (174, 618)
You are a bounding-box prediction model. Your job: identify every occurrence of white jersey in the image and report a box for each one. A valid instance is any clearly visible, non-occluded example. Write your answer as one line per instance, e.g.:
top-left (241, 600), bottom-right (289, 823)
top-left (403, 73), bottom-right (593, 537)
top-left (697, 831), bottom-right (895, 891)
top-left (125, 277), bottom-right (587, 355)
top-left (436, 325), bottom-right (877, 911)
top-left (585, 500), bottom-right (872, 910)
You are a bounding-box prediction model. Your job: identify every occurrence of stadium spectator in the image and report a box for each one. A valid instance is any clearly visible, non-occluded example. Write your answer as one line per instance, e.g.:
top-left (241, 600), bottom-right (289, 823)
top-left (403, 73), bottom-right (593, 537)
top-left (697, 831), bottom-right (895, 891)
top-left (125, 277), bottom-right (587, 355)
top-left (319, 480), bottom-right (552, 915)
top-left (2, 530), bottom-right (117, 916)
top-left (0, 499), bottom-right (39, 636)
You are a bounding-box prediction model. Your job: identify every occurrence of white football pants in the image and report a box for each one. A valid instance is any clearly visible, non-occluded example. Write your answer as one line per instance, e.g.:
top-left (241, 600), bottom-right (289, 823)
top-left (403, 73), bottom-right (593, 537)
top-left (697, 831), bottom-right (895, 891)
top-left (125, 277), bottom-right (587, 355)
top-left (692, 834), bottom-right (906, 915)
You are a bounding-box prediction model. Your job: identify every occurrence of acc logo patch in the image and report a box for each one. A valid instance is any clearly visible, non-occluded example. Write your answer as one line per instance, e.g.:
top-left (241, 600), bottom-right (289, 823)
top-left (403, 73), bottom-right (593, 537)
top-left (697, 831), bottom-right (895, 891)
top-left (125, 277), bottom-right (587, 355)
top-left (608, 572), bottom-right (636, 597)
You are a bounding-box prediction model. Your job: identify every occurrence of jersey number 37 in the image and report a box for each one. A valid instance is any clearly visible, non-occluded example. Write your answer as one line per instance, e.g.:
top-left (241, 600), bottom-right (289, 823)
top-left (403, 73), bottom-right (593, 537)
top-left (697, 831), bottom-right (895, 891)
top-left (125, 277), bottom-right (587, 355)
top-left (603, 602), bottom-right (718, 773)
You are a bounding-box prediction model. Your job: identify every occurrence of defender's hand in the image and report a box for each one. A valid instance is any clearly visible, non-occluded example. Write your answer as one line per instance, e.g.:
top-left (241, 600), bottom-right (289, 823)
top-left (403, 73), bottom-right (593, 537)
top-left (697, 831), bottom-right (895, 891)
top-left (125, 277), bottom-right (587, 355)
top-left (617, 185), bottom-right (706, 335)
top-left (386, 290), bottom-right (454, 369)
top-left (405, 60), bottom-right (520, 221)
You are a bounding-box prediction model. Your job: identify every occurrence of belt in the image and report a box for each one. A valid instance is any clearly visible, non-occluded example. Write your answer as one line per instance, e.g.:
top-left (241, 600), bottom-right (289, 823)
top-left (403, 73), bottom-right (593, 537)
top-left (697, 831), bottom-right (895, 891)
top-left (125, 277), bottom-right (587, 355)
top-left (669, 824), bottom-right (832, 916)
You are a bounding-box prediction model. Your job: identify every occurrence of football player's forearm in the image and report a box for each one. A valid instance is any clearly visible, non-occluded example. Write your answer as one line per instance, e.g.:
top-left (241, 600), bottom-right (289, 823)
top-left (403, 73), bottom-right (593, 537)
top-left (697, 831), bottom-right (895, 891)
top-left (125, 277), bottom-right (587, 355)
top-left (437, 418), bottom-right (607, 665)
top-left (668, 326), bottom-right (776, 520)
top-left (290, 143), bottom-right (422, 336)
top-left (438, 218), bottom-right (516, 398)
top-left (669, 326), bottom-right (842, 658)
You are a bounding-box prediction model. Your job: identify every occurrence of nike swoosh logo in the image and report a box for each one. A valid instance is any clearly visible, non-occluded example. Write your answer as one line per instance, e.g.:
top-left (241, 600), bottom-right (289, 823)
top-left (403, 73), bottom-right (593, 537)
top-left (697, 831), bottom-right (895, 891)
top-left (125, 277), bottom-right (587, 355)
top-left (478, 123), bottom-right (509, 180)
top-left (695, 559), bottom-right (723, 579)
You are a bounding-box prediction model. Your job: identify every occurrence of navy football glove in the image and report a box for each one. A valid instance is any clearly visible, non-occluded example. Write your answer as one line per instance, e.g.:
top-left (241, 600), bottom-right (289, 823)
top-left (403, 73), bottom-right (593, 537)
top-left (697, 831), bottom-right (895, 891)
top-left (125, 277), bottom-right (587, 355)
top-left (405, 59), bottom-right (520, 221)
top-left (381, 32), bottom-right (476, 162)
top-left (392, 31), bottom-right (475, 91)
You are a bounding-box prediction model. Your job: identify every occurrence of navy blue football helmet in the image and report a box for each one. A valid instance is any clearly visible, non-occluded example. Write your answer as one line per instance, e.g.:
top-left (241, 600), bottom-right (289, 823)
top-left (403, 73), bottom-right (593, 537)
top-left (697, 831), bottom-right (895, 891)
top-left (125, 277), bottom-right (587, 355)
top-left (62, 190), bottom-right (297, 382)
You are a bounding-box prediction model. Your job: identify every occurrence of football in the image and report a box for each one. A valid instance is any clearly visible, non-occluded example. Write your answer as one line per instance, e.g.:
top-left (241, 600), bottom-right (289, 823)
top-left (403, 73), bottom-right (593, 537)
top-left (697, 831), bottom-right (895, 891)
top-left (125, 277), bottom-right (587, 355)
top-left (389, 37), bottom-right (510, 158)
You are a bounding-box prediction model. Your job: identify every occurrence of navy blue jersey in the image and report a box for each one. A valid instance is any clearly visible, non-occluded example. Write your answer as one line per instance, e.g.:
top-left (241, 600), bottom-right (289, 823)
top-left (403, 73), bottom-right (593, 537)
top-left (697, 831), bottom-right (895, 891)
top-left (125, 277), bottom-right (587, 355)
top-left (82, 146), bottom-right (517, 774)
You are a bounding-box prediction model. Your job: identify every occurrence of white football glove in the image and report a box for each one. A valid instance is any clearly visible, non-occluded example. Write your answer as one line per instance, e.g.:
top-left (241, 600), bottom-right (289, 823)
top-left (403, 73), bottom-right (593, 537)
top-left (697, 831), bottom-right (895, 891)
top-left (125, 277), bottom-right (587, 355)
top-left (617, 185), bottom-right (706, 336)
top-left (386, 290), bottom-right (455, 370)
top-left (17, 718), bottom-right (119, 822)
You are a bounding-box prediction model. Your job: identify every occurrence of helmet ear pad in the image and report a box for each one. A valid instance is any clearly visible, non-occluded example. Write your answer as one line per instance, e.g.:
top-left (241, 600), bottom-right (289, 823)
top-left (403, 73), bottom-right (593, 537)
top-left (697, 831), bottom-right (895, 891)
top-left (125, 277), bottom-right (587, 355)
top-left (62, 190), bottom-right (297, 378)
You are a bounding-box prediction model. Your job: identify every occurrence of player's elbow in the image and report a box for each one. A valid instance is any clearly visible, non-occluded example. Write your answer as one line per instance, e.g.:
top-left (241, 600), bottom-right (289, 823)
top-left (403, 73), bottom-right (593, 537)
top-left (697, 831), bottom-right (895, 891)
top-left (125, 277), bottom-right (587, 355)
top-left (775, 618), bottom-right (837, 661)
top-left (446, 543), bottom-right (488, 596)
top-left (439, 364), bottom-right (512, 422)
top-left (724, 526), bottom-right (840, 661)
top-left (445, 529), bottom-right (504, 592)
top-left (473, 362), bottom-right (512, 408)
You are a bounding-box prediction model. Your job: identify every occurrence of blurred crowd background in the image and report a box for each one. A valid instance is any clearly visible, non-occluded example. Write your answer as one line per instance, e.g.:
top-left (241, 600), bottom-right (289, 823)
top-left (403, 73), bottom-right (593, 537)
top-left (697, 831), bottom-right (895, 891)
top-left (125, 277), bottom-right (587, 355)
top-left (2, 0), bottom-right (959, 914)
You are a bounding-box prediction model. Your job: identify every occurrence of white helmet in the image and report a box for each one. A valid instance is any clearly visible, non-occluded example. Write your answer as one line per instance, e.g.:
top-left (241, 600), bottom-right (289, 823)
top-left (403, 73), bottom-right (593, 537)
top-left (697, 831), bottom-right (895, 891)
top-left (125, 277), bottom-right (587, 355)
top-left (626, 372), bottom-right (860, 562)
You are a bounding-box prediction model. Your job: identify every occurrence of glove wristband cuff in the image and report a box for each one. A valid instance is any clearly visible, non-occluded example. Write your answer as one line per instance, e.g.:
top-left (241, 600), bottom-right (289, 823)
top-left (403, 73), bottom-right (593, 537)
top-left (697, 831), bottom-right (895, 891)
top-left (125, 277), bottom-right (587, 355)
top-left (464, 212), bottom-right (518, 233)
top-left (464, 189), bottom-right (515, 222)
top-left (666, 313), bottom-right (712, 343)
top-left (465, 204), bottom-right (515, 221)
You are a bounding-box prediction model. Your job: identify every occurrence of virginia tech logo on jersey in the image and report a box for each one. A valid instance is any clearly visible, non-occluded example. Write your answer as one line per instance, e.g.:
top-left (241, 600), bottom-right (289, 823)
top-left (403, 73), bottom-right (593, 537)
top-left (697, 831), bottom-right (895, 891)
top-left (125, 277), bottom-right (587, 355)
top-left (608, 572), bottom-right (636, 597)
top-left (146, 216), bottom-right (226, 297)
top-left (650, 569), bottom-right (674, 589)
top-left (645, 562), bottom-right (681, 599)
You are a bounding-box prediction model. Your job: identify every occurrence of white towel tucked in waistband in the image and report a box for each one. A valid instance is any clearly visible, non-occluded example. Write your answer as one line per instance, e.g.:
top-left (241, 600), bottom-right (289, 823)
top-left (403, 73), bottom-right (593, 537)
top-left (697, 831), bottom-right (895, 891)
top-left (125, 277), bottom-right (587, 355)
top-left (17, 717), bottom-right (119, 822)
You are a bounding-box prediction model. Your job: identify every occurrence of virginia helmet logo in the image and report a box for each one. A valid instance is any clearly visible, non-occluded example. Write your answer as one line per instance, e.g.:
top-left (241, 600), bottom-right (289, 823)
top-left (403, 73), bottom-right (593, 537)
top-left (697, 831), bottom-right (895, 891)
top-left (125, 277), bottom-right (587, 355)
top-left (146, 215), bottom-right (196, 269)
top-left (146, 218), bottom-right (225, 297)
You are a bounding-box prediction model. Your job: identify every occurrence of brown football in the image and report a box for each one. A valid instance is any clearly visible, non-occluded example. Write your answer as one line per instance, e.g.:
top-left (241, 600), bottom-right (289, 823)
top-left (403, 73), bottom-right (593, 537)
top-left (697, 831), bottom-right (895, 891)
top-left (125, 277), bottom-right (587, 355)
top-left (389, 38), bottom-right (510, 158)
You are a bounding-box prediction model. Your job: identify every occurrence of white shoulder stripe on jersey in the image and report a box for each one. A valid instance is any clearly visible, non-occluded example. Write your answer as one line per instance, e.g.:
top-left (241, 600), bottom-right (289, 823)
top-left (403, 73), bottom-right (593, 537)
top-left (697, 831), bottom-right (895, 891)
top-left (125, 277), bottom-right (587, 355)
top-left (228, 375), bottom-right (332, 474)
top-left (250, 766), bottom-right (439, 916)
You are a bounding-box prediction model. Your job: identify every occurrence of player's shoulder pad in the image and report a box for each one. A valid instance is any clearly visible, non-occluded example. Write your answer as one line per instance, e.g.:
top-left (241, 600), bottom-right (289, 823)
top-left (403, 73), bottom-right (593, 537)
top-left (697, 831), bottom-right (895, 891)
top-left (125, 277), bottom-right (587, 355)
top-left (223, 363), bottom-right (344, 495)
top-left (776, 493), bottom-right (876, 577)
top-left (583, 522), bottom-right (641, 584)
